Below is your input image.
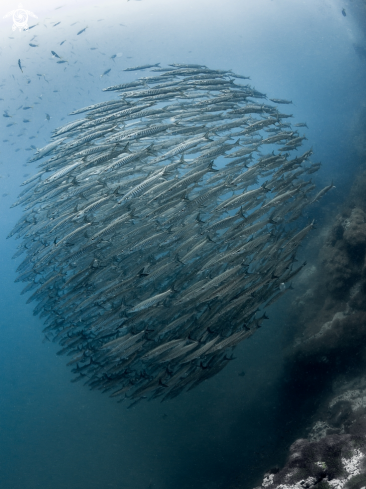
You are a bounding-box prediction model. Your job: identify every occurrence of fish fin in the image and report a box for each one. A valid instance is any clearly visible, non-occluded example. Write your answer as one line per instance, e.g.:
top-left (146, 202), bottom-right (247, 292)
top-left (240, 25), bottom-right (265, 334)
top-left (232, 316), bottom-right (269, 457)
top-left (237, 206), bottom-right (247, 219)
top-left (145, 144), bottom-right (157, 156)
top-left (171, 280), bottom-right (181, 292)
top-left (261, 181), bottom-right (271, 192)
top-left (121, 142), bottom-right (132, 153)
top-left (203, 131), bottom-right (214, 141)
top-left (174, 254), bottom-right (183, 265)
top-left (207, 161), bottom-right (218, 172)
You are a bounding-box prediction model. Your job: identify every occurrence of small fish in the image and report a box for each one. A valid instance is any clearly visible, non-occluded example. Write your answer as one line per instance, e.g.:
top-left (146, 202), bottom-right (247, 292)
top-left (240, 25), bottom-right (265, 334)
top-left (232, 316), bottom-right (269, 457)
top-left (90, 47), bottom-right (97, 50)
top-left (51, 50), bottom-right (61, 59)
top-left (124, 63), bottom-right (160, 71)
top-left (238, 371), bottom-right (246, 377)
top-left (53, 22), bottom-right (61, 27)
top-left (269, 98), bottom-right (293, 104)
top-left (18, 59), bottom-right (23, 73)
top-left (45, 114), bottom-right (51, 121)
top-left (23, 106), bottom-right (33, 110)
top-left (110, 53), bottom-right (122, 61)
top-left (3, 113), bottom-right (11, 118)
top-left (29, 43), bottom-right (38, 47)
top-left (342, 8), bottom-right (346, 16)
top-left (27, 24), bottom-right (38, 30)
top-left (57, 60), bottom-right (67, 64)
top-left (6, 123), bottom-right (16, 127)
top-left (100, 69), bottom-right (111, 77)
top-left (23, 119), bottom-right (31, 123)
top-left (77, 26), bottom-right (88, 35)
top-left (60, 40), bottom-right (66, 45)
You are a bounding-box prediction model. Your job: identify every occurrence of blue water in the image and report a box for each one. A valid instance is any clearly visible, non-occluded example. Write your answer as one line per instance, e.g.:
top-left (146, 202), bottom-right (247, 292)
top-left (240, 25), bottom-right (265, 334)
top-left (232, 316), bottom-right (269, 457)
top-left (0, 1), bottom-right (365, 488)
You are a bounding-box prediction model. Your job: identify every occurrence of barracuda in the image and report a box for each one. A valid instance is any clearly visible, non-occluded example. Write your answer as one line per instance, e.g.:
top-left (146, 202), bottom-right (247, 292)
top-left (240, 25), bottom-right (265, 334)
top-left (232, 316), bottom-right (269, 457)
top-left (10, 63), bottom-right (320, 405)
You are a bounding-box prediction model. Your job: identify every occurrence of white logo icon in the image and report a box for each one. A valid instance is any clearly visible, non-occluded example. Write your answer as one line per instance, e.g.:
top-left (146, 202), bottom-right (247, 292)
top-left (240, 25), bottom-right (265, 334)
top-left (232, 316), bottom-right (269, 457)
top-left (3, 3), bottom-right (38, 31)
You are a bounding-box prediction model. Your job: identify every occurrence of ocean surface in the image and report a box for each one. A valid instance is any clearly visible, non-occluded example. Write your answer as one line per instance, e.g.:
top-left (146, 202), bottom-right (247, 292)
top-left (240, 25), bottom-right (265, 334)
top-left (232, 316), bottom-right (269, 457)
top-left (0, 1), bottom-right (366, 488)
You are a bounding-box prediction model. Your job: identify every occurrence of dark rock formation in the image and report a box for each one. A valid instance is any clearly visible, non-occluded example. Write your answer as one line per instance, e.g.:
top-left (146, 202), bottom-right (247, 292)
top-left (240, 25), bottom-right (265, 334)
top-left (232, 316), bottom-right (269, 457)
top-left (252, 171), bottom-right (366, 489)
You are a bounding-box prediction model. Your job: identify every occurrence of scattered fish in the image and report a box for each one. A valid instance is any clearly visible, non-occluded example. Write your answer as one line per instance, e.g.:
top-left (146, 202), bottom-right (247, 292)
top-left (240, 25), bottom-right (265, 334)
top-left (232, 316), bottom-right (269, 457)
top-left (342, 8), bottom-right (346, 16)
top-left (18, 59), bottom-right (23, 73)
top-left (77, 26), bottom-right (88, 35)
top-left (101, 69), bottom-right (111, 77)
top-left (111, 53), bottom-right (123, 60)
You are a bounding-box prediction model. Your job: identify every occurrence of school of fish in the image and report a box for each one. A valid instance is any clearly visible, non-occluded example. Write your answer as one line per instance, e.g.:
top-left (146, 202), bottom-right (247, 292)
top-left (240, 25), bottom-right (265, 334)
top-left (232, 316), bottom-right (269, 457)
top-left (9, 64), bottom-right (333, 406)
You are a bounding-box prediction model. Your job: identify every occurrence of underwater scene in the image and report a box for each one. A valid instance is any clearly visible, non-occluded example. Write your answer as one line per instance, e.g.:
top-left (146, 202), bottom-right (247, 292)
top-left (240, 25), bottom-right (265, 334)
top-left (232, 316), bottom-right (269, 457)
top-left (1, 0), bottom-right (366, 488)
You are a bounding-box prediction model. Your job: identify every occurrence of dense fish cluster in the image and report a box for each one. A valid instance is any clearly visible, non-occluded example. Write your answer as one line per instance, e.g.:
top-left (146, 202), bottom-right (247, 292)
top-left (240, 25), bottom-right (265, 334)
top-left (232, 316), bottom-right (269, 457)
top-left (9, 64), bottom-right (329, 405)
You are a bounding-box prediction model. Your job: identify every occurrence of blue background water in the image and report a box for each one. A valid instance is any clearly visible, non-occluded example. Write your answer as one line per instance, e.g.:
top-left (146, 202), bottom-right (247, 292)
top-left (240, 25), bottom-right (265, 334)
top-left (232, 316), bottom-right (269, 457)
top-left (0, 0), bottom-right (366, 488)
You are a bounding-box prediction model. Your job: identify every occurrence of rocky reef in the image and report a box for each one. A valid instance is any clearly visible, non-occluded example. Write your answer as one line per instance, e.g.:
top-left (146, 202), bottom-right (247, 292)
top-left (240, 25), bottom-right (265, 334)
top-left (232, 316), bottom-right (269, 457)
top-left (253, 170), bottom-right (366, 489)
top-left (256, 384), bottom-right (366, 489)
